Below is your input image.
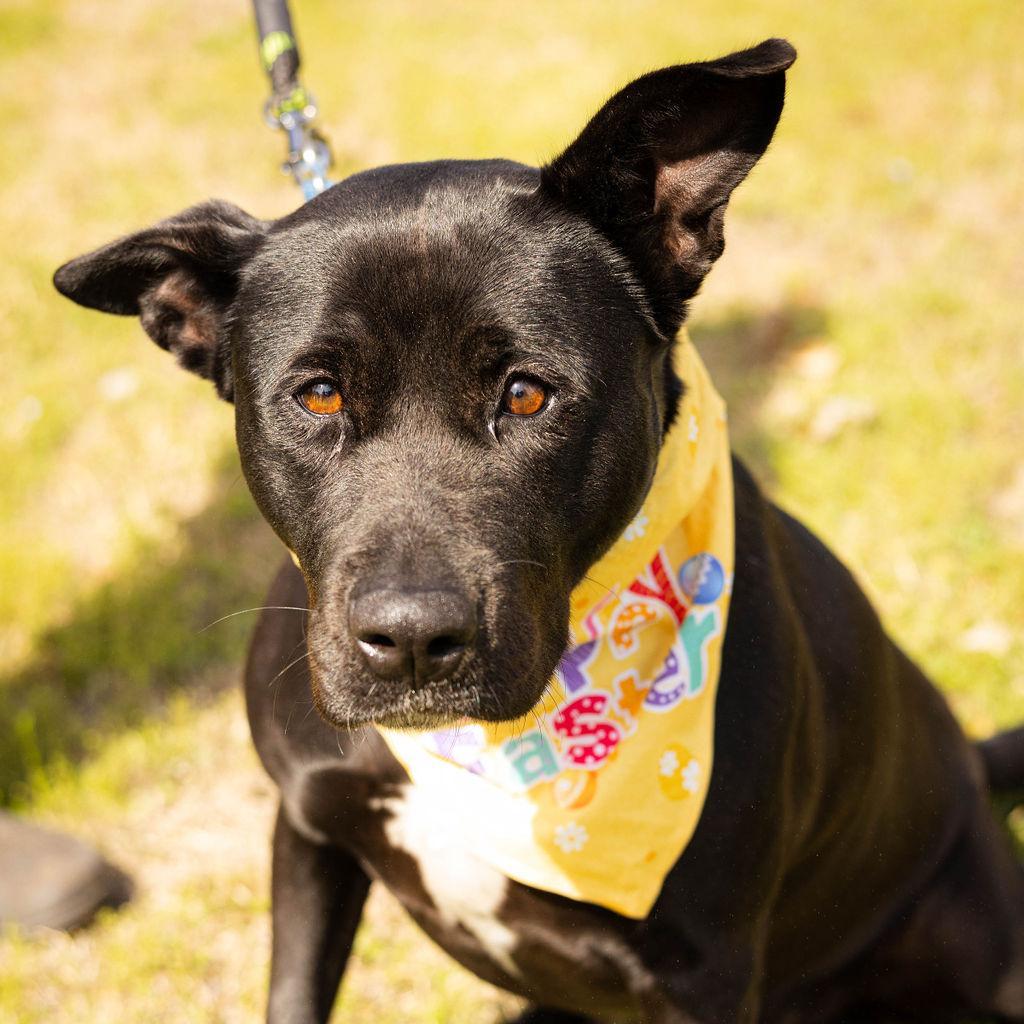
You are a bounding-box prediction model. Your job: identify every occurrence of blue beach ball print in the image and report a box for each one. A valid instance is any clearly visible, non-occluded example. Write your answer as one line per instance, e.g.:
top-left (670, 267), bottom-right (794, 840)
top-left (678, 553), bottom-right (725, 605)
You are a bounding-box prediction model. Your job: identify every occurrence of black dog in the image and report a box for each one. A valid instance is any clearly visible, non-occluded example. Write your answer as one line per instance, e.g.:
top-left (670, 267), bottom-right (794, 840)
top-left (55, 39), bottom-right (1024, 1024)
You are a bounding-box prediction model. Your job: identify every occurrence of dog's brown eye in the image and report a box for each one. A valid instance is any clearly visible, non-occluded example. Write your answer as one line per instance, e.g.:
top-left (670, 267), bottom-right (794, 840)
top-left (502, 378), bottom-right (547, 417)
top-left (298, 381), bottom-right (344, 416)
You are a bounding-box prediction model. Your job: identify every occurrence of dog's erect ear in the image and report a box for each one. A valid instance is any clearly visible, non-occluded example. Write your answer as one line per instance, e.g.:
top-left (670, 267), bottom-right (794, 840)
top-left (53, 201), bottom-right (267, 401)
top-left (542, 38), bottom-right (795, 333)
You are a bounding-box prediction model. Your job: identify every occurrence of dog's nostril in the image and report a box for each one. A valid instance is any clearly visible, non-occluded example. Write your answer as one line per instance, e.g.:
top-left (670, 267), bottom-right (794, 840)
top-left (362, 633), bottom-right (396, 648)
top-left (426, 635), bottom-right (464, 660)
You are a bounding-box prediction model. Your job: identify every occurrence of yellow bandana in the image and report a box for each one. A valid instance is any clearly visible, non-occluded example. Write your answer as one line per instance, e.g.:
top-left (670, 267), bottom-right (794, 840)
top-left (377, 334), bottom-right (733, 919)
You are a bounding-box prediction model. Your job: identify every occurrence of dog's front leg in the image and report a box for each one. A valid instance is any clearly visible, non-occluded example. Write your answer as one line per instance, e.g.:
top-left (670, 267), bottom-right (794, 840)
top-left (267, 803), bottom-right (371, 1024)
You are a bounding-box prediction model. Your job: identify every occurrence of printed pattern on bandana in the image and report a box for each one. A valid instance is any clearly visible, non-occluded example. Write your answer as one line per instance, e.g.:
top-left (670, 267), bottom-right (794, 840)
top-left (379, 334), bottom-right (734, 919)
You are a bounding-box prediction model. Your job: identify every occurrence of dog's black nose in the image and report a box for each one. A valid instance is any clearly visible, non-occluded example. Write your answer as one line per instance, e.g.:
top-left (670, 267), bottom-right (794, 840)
top-left (349, 588), bottom-right (477, 682)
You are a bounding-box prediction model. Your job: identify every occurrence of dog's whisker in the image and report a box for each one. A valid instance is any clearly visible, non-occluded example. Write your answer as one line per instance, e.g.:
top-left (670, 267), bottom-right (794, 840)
top-left (482, 679), bottom-right (503, 721)
top-left (529, 705), bottom-right (545, 740)
top-left (199, 606), bottom-right (308, 632)
top-left (267, 650), bottom-right (311, 689)
top-left (581, 574), bottom-right (619, 601)
top-left (529, 688), bottom-right (556, 745)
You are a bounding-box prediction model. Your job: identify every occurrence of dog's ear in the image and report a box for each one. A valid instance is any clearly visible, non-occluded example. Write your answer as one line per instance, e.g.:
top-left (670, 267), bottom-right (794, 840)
top-left (53, 201), bottom-right (268, 402)
top-left (542, 38), bottom-right (795, 333)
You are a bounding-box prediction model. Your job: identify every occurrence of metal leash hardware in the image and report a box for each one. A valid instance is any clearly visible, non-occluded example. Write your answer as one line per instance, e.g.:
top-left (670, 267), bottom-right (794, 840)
top-left (253, 0), bottom-right (333, 201)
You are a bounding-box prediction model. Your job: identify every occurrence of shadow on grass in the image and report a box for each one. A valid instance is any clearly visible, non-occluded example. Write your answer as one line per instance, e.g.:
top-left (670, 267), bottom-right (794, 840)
top-left (691, 299), bottom-right (827, 479)
top-left (0, 447), bottom-right (282, 805)
top-left (0, 299), bottom-right (825, 806)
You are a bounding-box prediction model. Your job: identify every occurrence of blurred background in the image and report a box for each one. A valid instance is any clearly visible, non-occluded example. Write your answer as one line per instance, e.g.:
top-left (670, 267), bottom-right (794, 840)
top-left (0, 0), bottom-right (1021, 1020)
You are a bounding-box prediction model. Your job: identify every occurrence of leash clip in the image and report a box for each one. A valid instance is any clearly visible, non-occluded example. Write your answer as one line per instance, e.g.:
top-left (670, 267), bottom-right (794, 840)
top-left (263, 89), bottom-right (333, 201)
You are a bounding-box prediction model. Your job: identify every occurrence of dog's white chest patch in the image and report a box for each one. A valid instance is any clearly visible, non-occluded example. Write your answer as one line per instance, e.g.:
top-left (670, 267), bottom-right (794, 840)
top-left (376, 783), bottom-right (520, 978)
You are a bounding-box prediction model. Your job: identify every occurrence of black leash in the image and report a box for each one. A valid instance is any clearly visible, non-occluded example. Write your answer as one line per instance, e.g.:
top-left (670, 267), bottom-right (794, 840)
top-left (252, 0), bottom-right (333, 200)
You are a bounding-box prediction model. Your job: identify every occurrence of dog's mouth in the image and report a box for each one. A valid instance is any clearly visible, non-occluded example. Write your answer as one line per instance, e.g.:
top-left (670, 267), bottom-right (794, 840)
top-left (299, 542), bottom-right (573, 732)
top-left (306, 633), bottom-right (554, 732)
top-left (325, 681), bottom-right (491, 732)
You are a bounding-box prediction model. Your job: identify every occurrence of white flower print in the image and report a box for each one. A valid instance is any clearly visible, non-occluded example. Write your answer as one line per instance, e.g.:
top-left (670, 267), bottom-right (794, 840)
top-left (681, 758), bottom-right (701, 793)
top-left (688, 413), bottom-right (699, 443)
top-left (553, 821), bottom-right (589, 854)
top-left (658, 749), bottom-right (681, 777)
top-left (622, 510), bottom-right (649, 542)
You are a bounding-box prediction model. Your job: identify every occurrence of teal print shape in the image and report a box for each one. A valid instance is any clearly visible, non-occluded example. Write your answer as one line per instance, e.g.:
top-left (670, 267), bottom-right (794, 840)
top-left (503, 730), bottom-right (560, 786)
top-left (679, 607), bottom-right (719, 697)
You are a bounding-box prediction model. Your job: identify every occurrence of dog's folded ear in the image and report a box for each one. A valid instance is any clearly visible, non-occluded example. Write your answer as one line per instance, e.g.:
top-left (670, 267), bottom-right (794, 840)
top-left (53, 201), bottom-right (268, 401)
top-left (542, 38), bottom-right (795, 333)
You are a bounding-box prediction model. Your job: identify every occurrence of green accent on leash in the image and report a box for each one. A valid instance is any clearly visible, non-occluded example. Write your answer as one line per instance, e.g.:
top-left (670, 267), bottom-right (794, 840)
top-left (275, 85), bottom-right (309, 115)
top-left (252, 0), bottom-right (334, 200)
top-left (260, 30), bottom-right (295, 70)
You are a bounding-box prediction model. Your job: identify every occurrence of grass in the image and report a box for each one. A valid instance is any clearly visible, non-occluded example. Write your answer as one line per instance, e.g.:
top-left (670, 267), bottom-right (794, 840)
top-left (1, 0), bottom-right (1022, 1019)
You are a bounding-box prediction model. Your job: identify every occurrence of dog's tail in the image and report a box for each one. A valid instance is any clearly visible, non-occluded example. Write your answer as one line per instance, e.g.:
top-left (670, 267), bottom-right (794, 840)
top-left (978, 726), bottom-right (1024, 815)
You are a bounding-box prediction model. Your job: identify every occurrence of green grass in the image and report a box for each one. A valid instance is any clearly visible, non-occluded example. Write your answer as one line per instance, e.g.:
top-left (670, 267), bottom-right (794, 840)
top-left (1, 0), bottom-right (1022, 1019)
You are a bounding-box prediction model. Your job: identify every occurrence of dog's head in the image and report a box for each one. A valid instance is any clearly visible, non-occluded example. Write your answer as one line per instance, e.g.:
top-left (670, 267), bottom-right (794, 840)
top-left (54, 40), bottom-right (794, 729)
